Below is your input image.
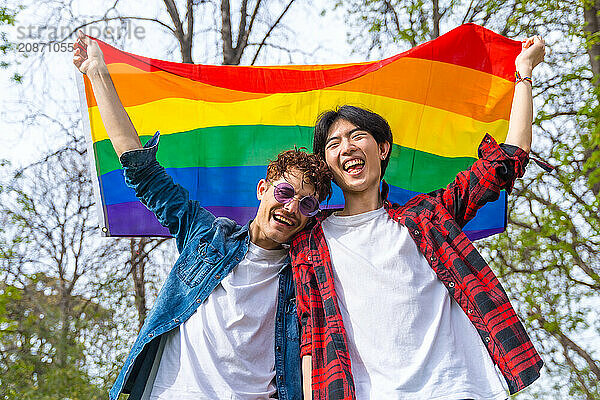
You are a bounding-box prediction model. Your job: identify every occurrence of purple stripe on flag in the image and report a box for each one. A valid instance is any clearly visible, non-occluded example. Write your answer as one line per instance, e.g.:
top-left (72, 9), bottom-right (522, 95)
top-left (465, 227), bottom-right (505, 241)
top-left (105, 202), bottom-right (171, 237)
top-left (104, 201), bottom-right (503, 239)
top-left (105, 202), bottom-right (261, 237)
top-left (206, 206), bottom-right (258, 226)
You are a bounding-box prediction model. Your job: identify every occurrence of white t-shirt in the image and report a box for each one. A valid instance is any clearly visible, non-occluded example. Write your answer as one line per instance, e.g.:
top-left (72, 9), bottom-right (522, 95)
top-left (148, 242), bottom-right (287, 400)
top-left (321, 207), bottom-right (507, 400)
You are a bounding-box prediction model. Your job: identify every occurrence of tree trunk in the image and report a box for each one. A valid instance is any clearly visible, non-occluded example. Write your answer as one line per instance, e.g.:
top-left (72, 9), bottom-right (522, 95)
top-left (130, 238), bottom-right (148, 329)
top-left (221, 0), bottom-right (236, 64)
top-left (583, 0), bottom-right (600, 197)
top-left (432, 0), bottom-right (440, 38)
top-left (163, 0), bottom-right (194, 63)
top-left (583, 0), bottom-right (600, 83)
top-left (182, 0), bottom-right (194, 63)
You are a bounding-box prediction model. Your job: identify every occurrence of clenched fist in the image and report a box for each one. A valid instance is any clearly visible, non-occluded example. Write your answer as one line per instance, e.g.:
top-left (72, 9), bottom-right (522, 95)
top-left (515, 35), bottom-right (545, 76)
top-left (72, 30), bottom-right (106, 75)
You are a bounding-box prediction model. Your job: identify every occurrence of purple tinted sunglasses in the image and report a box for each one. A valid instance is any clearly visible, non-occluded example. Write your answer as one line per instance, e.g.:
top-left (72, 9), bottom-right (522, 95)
top-left (270, 181), bottom-right (320, 217)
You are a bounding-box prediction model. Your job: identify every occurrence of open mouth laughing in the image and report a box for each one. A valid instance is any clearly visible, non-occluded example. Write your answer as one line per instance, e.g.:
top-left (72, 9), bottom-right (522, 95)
top-left (342, 158), bottom-right (365, 175)
top-left (273, 212), bottom-right (296, 227)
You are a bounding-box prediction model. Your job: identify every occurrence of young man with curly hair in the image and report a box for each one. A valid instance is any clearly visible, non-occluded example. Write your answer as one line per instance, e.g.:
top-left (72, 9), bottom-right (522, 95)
top-left (73, 32), bottom-right (331, 400)
top-left (291, 36), bottom-right (547, 400)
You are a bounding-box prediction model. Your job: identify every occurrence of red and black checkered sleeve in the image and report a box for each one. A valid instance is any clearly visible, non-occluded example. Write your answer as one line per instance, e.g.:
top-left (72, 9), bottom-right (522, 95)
top-left (433, 133), bottom-right (529, 228)
top-left (290, 232), bottom-right (313, 357)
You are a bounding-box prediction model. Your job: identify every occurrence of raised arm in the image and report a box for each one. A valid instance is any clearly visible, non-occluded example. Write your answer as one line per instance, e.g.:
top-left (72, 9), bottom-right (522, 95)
top-left (425, 36), bottom-right (545, 226)
top-left (73, 32), bottom-right (216, 249)
top-left (73, 30), bottom-right (142, 156)
top-left (504, 36), bottom-right (546, 153)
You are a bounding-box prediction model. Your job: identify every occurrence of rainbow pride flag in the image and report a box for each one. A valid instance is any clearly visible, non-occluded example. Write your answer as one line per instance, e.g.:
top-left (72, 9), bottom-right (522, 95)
top-left (78, 23), bottom-right (520, 240)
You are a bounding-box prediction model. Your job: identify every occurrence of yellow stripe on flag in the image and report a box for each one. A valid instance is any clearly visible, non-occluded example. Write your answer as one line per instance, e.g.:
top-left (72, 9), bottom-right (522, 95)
top-left (88, 90), bottom-right (509, 158)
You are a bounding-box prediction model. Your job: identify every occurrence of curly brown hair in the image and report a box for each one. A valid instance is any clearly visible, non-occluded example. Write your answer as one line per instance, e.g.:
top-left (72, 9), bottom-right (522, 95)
top-left (266, 148), bottom-right (333, 202)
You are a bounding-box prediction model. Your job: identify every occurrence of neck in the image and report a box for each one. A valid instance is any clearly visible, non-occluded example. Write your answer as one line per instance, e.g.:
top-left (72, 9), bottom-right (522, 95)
top-left (248, 220), bottom-right (283, 250)
top-left (338, 183), bottom-right (382, 216)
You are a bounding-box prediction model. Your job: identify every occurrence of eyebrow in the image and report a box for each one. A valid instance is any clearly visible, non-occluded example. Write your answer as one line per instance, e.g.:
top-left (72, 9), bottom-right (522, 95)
top-left (326, 127), bottom-right (362, 144)
top-left (282, 174), bottom-right (317, 197)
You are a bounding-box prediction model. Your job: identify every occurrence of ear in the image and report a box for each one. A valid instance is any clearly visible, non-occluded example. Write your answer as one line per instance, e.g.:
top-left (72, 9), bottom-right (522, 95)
top-left (379, 141), bottom-right (391, 160)
top-left (257, 179), bottom-right (268, 201)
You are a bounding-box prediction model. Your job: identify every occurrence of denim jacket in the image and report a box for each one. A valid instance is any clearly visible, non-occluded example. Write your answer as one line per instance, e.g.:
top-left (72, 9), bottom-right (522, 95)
top-left (109, 132), bottom-right (302, 400)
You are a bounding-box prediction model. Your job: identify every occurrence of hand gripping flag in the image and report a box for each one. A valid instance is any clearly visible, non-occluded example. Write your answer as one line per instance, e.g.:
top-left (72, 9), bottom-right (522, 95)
top-left (77, 23), bottom-right (521, 239)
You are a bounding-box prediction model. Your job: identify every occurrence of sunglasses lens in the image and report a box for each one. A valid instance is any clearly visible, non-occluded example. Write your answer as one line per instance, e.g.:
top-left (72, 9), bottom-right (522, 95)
top-left (273, 181), bottom-right (319, 217)
top-left (299, 196), bottom-right (319, 217)
top-left (273, 182), bottom-right (295, 203)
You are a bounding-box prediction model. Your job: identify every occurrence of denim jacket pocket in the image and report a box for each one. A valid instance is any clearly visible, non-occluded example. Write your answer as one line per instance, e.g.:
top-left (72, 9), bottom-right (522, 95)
top-left (176, 240), bottom-right (222, 287)
top-left (286, 298), bottom-right (299, 341)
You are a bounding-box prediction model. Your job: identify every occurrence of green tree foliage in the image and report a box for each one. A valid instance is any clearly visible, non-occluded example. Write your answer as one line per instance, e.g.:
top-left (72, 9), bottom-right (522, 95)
top-left (1, 1), bottom-right (314, 397)
top-left (0, 139), bottom-right (135, 399)
top-left (486, 2), bottom-right (600, 398)
top-left (338, 0), bottom-right (599, 398)
top-left (0, 274), bottom-right (109, 399)
top-left (0, 2), bottom-right (23, 81)
top-left (0, 3), bottom-right (18, 62)
top-left (336, 0), bottom-right (527, 56)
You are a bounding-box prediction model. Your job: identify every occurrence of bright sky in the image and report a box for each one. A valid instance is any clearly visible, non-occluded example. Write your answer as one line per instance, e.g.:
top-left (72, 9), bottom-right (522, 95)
top-left (0, 0), bottom-right (375, 167)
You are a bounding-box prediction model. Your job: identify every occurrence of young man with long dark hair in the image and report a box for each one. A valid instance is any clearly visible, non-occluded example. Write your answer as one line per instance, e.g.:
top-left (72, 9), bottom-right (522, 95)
top-left (291, 36), bottom-right (546, 400)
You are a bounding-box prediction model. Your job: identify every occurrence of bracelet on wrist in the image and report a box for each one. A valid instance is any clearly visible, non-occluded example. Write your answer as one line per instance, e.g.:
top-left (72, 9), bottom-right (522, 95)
top-left (515, 71), bottom-right (532, 86)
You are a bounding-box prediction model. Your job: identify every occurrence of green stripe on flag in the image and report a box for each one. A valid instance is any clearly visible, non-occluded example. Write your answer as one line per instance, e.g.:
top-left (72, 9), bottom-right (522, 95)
top-left (93, 125), bottom-right (314, 175)
top-left (93, 125), bottom-right (475, 193)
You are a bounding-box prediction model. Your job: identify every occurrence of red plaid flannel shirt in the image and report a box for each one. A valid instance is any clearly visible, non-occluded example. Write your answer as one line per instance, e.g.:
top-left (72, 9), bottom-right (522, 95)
top-left (290, 134), bottom-right (543, 400)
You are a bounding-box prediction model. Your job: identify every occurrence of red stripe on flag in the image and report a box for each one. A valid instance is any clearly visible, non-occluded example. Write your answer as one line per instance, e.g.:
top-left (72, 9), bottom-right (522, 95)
top-left (91, 24), bottom-right (520, 94)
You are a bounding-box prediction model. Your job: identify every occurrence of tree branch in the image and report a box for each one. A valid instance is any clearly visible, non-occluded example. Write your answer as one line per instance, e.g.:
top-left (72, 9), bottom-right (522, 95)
top-left (235, 0), bottom-right (249, 51)
top-left (233, 0), bottom-right (262, 64)
top-left (63, 16), bottom-right (175, 42)
top-left (250, 0), bottom-right (296, 65)
top-left (163, 0), bottom-right (184, 37)
top-left (382, 0), bottom-right (402, 37)
top-left (562, 348), bottom-right (596, 400)
top-left (534, 314), bottom-right (600, 381)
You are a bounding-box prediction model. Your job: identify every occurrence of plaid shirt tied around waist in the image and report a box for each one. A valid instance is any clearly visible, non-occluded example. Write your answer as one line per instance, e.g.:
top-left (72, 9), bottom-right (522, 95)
top-left (290, 134), bottom-right (543, 400)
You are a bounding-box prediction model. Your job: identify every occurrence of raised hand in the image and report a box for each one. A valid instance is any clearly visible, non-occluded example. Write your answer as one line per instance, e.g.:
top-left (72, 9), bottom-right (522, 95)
top-left (505, 35), bottom-right (546, 153)
top-left (515, 36), bottom-right (546, 76)
top-left (73, 30), bottom-right (106, 75)
top-left (72, 30), bottom-right (141, 155)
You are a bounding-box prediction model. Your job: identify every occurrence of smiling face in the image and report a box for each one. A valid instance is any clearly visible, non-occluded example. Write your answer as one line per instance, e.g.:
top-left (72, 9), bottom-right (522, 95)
top-left (250, 168), bottom-right (318, 249)
top-left (324, 118), bottom-right (390, 195)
